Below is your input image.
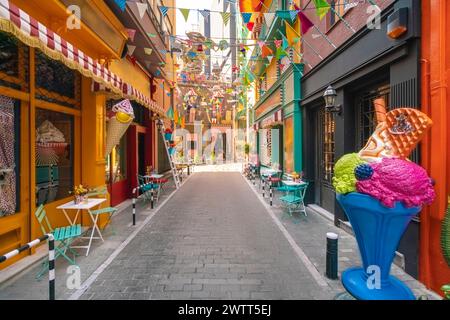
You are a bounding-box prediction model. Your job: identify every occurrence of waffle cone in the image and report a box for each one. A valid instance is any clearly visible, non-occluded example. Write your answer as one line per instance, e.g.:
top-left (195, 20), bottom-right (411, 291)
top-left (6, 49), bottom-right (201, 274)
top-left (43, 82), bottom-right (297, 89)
top-left (359, 101), bottom-right (432, 161)
top-left (105, 117), bottom-right (132, 157)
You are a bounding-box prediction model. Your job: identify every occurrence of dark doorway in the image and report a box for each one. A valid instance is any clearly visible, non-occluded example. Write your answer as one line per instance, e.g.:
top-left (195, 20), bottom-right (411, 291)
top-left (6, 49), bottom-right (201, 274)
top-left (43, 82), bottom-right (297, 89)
top-left (138, 133), bottom-right (146, 176)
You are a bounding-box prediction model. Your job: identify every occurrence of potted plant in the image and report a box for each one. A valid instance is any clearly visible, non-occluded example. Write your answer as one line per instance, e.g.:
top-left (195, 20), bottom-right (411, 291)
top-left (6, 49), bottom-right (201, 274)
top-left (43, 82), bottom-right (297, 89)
top-left (70, 184), bottom-right (90, 204)
top-left (244, 143), bottom-right (250, 161)
top-left (164, 128), bottom-right (173, 141)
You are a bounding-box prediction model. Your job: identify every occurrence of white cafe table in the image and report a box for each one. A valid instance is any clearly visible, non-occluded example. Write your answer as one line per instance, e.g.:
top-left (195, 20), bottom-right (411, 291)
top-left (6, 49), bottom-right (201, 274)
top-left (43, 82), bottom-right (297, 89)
top-left (57, 198), bottom-right (107, 256)
top-left (282, 180), bottom-right (307, 187)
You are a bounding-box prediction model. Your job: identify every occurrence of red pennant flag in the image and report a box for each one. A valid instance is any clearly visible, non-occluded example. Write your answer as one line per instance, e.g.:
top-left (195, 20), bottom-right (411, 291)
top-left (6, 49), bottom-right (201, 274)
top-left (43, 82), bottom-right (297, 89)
top-left (247, 22), bottom-right (254, 31)
top-left (126, 28), bottom-right (137, 41)
top-left (274, 39), bottom-right (282, 48)
top-left (294, 4), bottom-right (314, 34)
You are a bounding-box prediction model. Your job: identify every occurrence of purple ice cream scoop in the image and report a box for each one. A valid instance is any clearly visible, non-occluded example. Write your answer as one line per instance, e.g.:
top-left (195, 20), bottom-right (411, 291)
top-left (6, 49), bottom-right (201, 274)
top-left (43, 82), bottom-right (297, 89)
top-left (356, 158), bottom-right (435, 208)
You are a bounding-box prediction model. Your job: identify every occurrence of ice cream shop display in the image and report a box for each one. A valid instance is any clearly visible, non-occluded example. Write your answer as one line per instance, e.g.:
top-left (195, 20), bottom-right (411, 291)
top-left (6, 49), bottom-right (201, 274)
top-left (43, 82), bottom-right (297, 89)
top-left (105, 99), bottom-right (135, 157)
top-left (333, 98), bottom-right (435, 300)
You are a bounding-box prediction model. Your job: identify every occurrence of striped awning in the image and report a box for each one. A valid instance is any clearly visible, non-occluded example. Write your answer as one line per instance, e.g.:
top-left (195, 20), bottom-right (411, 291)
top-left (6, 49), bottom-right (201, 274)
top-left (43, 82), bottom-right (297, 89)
top-left (0, 0), bottom-right (163, 115)
top-left (260, 109), bottom-right (283, 128)
top-left (92, 82), bottom-right (163, 114)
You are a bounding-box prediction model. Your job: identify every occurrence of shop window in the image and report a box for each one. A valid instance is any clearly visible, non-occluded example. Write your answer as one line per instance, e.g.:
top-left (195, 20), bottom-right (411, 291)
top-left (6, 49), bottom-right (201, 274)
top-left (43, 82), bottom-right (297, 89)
top-left (0, 95), bottom-right (20, 216)
top-left (0, 31), bottom-right (29, 91)
top-left (259, 128), bottom-right (272, 167)
top-left (35, 109), bottom-right (74, 206)
top-left (105, 135), bottom-right (128, 184)
top-left (35, 50), bottom-right (80, 108)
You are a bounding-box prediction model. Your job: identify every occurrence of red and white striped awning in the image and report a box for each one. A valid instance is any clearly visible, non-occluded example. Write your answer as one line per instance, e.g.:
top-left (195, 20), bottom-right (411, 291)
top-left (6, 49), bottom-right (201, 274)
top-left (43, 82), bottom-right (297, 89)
top-left (0, 0), bottom-right (163, 115)
top-left (260, 109), bottom-right (283, 129)
top-left (92, 82), bottom-right (163, 114)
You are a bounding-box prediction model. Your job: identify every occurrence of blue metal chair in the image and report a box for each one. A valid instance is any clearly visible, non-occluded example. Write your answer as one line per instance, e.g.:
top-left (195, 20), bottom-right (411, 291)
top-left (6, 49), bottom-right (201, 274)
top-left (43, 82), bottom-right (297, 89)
top-left (137, 175), bottom-right (159, 202)
top-left (279, 182), bottom-right (309, 217)
top-left (86, 186), bottom-right (118, 234)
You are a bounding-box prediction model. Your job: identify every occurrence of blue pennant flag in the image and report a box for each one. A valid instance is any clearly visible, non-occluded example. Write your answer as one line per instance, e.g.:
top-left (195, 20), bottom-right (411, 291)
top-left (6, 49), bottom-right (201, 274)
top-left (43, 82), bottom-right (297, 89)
top-left (159, 49), bottom-right (168, 54)
top-left (241, 12), bottom-right (252, 24)
top-left (159, 6), bottom-right (168, 17)
top-left (114, 0), bottom-right (126, 11)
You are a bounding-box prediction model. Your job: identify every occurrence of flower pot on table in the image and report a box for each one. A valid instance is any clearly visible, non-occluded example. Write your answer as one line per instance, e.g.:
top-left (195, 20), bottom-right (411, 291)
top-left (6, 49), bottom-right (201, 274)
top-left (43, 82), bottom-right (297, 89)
top-left (336, 192), bottom-right (420, 300)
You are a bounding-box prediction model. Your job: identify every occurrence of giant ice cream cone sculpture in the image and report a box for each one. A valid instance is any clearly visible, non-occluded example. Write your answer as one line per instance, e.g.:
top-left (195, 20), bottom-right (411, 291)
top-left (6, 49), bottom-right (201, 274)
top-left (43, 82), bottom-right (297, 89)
top-left (333, 99), bottom-right (435, 300)
top-left (105, 100), bottom-right (134, 157)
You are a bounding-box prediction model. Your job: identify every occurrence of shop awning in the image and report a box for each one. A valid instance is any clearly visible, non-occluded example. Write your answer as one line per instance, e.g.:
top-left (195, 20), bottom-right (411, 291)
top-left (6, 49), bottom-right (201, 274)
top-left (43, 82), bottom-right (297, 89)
top-left (0, 0), bottom-right (163, 114)
top-left (92, 81), bottom-right (163, 115)
top-left (260, 109), bottom-right (283, 129)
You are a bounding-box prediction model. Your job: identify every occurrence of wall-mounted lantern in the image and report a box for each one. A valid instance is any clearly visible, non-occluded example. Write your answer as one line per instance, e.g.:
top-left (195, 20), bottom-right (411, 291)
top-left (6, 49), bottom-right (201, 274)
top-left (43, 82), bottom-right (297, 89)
top-left (323, 85), bottom-right (342, 115)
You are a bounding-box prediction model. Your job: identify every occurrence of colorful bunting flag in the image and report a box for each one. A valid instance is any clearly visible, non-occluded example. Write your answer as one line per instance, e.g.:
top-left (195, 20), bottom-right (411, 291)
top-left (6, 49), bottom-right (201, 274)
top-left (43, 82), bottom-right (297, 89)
top-left (274, 39), bottom-right (282, 48)
top-left (242, 12), bottom-right (252, 24)
top-left (199, 9), bottom-right (210, 22)
top-left (285, 20), bottom-right (298, 47)
top-left (179, 8), bottom-right (190, 22)
top-left (257, 41), bottom-right (265, 49)
top-left (221, 12), bottom-right (231, 26)
top-left (166, 106), bottom-right (174, 120)
top-left (159, 6), bottom-right (169, 17)
top-left (267, 55), bottom-right (274, 64)
top-left (276, 47), bottom-right (287, 60)
top-left (293, 4), bottom-right (314, 34)
top-left (261, 45), bottom-right (273, 58)
top-left (126, 29), bottom-right (136, 41)
top-left (289, 10), bottom-right (298, 22)
top-left (247, 22), bottom-right (254, 31)
top-left (282, 36), bottom-right (289, 50)
top-left (312, 0), bottom-right (331, 20)
top-left (264, 12), bottom-right (275, 25)
top-left (144, 48), bottom-right (153, 55)
top-left (147, 32), bottom-right (157, 38)
top-left (127, 45), bottom-right (136, 56)
top-left (114, 0), bottom-right (126, 11)
top-left (136, 2), bottom-right (148, 19)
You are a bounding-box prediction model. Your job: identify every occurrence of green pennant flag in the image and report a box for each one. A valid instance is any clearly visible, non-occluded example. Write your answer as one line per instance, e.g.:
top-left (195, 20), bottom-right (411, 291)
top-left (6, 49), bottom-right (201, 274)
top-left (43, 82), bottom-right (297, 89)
top-left (166, 106), bottom-right (174, 120)
top-left (179, 8), bottom-right (190, 22)
top-left (276, 47), bottom-right (287, 60)
top-left (312, 0), bottom-right (331, 20)
top-left (221, 12), bottom-right (231, 26)
top-left (147, 32), bottom-right (157, 38)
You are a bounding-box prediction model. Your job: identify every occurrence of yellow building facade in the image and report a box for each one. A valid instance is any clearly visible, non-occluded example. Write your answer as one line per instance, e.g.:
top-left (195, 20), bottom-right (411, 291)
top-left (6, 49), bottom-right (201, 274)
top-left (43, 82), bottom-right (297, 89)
top-left (0, 0), bottom-right (166, 269)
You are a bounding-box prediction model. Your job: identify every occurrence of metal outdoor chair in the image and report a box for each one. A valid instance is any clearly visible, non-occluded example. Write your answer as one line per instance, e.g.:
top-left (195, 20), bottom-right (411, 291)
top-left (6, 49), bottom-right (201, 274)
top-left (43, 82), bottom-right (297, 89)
top-left (279, 182), bottom-right (309, 217)
top-left (86, 186), bottom-right (118, 234)
top-left (137, 175), bottom-right (159, 202)
top-left (34, 204), bottom-right (82, 279)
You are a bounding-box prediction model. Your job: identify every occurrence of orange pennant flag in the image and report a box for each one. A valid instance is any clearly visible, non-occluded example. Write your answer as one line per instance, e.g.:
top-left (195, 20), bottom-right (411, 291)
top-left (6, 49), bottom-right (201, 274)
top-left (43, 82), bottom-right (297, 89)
top-left (261, 45), bottom-right (273, 58)
top-left (285, 20), bottom-right (298, 47)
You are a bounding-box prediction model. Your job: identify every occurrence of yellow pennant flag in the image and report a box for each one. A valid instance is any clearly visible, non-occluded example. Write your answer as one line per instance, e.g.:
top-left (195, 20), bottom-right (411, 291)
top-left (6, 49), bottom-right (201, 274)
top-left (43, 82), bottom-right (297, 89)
top-left (285, 21), bottom-right (298, 47)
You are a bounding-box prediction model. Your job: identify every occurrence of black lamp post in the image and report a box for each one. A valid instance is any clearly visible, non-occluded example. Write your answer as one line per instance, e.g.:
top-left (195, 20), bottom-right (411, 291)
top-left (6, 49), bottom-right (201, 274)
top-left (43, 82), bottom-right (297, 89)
top-left (323, 85), bottom-right (342, 115)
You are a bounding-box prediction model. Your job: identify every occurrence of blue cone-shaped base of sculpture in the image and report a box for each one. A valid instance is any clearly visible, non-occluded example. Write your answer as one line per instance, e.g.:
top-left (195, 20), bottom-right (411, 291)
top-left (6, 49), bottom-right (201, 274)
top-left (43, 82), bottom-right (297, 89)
top-left (337, 193), bottom-right (420, 300)
top-left (342, 267), bottom-right (415, 300)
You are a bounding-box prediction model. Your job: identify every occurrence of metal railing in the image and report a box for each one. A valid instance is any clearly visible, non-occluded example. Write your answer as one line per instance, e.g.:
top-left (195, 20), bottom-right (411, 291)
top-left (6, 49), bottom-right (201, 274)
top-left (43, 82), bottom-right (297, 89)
top-left (0, 234), bottom-right (55, 300)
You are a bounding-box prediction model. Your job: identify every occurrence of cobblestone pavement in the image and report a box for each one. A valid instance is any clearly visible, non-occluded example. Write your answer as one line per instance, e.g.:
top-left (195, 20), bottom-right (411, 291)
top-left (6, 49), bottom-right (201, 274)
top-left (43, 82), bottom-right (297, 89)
top-left (80, 172), bottom-right (333, 300)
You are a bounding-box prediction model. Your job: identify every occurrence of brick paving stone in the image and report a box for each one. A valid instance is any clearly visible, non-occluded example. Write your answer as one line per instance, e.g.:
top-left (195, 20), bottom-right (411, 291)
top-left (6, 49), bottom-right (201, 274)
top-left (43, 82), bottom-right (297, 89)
top-left (78, 172), bottom-right (333, 300)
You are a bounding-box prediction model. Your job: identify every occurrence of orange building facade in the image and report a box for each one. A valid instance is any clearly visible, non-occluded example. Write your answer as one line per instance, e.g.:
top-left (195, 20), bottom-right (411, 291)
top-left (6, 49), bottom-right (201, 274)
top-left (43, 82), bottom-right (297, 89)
top-left (0, 0), bottom-right (170, 269)
top-left (420, 0), bottom-right (450, 295)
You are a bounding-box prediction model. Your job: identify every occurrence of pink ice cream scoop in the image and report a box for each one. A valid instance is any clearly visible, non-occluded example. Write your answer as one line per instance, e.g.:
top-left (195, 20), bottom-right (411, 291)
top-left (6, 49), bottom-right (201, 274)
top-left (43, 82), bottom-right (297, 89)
top-left (355, 158), bottom-right (435, 208)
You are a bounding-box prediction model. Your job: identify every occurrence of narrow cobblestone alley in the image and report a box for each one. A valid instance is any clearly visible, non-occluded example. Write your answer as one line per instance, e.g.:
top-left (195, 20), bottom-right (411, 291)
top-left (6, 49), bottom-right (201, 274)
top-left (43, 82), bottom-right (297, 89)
top-left (78, 172), bottom-right (332, 300)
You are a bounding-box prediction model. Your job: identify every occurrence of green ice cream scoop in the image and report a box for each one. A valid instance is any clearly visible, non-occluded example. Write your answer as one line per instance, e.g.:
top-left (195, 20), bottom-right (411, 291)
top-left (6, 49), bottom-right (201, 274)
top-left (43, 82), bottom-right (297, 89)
top-left (332, 153), bottom-right (367, 194)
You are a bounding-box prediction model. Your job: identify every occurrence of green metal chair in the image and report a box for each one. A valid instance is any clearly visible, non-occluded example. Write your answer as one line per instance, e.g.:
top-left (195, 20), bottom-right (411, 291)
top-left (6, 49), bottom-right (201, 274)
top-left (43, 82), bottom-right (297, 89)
top-left (279, 182), bottom-right (309, 217)
top-left (137, 175), bottom-right (159, 202)
top-left (34, 204), bottom-right (82, 279)
top-left (87, 186), bottom-right (118, 234)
